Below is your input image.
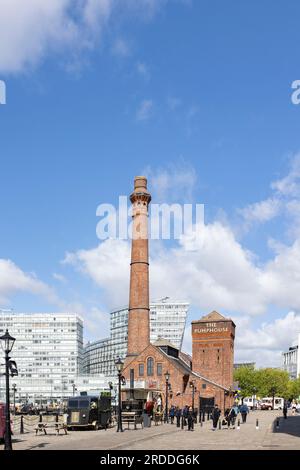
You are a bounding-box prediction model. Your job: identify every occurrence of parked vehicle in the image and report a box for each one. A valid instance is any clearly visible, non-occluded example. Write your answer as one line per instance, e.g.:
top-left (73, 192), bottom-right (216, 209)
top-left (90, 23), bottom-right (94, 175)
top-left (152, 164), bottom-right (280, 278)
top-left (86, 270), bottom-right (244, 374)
top-left (260, 397), bottom-right (284, 410)
top-left (67, 394), bottom-right (111, 430)
top-left (240, 397), bottom-right (259, 410)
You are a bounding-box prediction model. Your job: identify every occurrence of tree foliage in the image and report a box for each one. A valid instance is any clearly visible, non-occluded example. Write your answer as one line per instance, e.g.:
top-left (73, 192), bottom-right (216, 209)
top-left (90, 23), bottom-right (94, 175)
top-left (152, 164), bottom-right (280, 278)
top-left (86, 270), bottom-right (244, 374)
top-left (234, 366), bottom-right (292, 399)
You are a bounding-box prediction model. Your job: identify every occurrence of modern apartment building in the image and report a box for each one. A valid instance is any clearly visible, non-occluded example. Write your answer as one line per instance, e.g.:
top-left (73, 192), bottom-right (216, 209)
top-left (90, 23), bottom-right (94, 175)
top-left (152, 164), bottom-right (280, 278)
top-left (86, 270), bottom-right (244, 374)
top-left (282, 334), bottom-right (300, 379)
top-left (0, 310), bottom-right (85, 402)
top-left (83, 300), bottom-right (189, 377)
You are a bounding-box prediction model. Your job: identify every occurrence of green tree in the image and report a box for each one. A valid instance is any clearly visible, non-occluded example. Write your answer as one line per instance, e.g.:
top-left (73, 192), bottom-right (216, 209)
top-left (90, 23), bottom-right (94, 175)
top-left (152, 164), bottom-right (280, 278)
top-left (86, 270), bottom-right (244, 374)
top-left (287, 377), bottom-right (300, 400)
top-left (256, 368), bottom-right (289, 405)
top-left (233, 366), bottom-right (259, 398)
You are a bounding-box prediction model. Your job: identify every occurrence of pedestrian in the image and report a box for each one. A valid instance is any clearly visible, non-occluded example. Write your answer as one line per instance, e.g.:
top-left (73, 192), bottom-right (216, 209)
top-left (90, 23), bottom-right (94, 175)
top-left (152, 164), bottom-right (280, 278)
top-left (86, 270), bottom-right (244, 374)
top-left (283, 401), bottom-right (288, 419)
top-left (169, 405), bottom-right (175, 424)
top-left (182, 405), bottom-right (189, 427)
top-left (240, 403), bottom-right (249, 423)
top-left (211, 404), bottom-right (221, 431)
top-left (187, 406), bottom-right (194, 431)
top-left (228, 406), bottom-right (237, 428)
top-left (296, 402), bottom-right (300, 414)
top-left (175, 406), bottom-right (182, 427)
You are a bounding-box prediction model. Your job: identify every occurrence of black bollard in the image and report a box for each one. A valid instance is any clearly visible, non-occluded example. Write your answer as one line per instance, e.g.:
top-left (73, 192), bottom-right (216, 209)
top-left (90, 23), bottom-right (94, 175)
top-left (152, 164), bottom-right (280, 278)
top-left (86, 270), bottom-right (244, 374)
top-left (256, 419), bottom-right (259, 429)
top-left (276, 418), bottom-right (279, 429)
top-left (237, 419), bottom-right (240, 429)
top-left (56, 413), bottom-right (59, 423)
top-left (181, 416), bottom-right (184, 430)
top-left (20, 415), bottom-right (24, 434)
top-left (39, 412), bottom-right (42, 423)
top-left (218, 420), bottom-right (221, 430)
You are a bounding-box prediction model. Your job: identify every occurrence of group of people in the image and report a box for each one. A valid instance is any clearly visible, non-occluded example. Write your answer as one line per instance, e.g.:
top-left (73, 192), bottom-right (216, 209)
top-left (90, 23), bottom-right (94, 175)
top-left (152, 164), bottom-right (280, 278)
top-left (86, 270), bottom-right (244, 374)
top-left (212, 403), bottom-right (249, 430)
top-left (168, 405), bottom-right (197, 431)
top-left (167, 402), bottom-right (250, 431)
top-left (283, 400), bottom-right (300, 419)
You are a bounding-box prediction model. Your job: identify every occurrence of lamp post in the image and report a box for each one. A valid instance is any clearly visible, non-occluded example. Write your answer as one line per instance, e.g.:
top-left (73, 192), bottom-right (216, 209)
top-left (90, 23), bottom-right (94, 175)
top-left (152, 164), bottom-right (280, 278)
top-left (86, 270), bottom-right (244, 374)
top-left (0, 329), bottom-right (16, 451)
top-left (252, 387), bottom-right (257, 410)
top-left (72, 383), bottom-right (77, 397)
top-left (190, 380), bottom-right (196, 412)
top-left (164, 371), bottom-right (170, 423)
top-left (12, 384), bottom-right (17, 415)
top-left (115, 357), bottom-right (124, 432)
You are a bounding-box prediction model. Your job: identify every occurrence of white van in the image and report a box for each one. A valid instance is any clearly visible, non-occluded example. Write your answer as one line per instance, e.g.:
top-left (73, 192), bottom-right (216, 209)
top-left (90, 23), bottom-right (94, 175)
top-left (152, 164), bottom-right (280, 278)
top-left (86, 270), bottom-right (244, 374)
top-left (260, 397), bottom-right (284, 410)
top-left (241, 397), bottom-right (257, 410)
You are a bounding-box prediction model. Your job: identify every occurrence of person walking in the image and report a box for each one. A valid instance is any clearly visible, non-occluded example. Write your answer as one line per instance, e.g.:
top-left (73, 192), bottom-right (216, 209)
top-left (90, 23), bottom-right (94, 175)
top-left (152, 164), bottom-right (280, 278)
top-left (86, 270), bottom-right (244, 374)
top-left (169, 405), bottom-right (175, 424)
top-left (211, 404), bottom-right (221, 431)
top-left (187, 406), bottom-right (194, 431)
top-left (175, 406), bottom-right (182, 427)
top-left (182, 405), bottom-right (189, 427)
top-left (240, 403), bottom-right (249, 423)
top-left (283, 401), bottom-right (288, 419)
top-left (228, 406), bottom-right (237, 428)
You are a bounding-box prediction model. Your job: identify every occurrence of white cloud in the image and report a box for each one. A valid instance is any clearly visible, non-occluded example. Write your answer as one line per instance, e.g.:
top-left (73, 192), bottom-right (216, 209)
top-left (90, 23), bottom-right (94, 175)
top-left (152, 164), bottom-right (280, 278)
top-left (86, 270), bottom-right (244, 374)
top-left (0, 0), bottom-right (174, 74)
top-left (239, 153), bottom-right (300, 232)
top-left (233, 312), bottom-right (300, 367)
top-left (0, 258), bottom-right (57, 305)
top-left (144, 162), bottom-right (197, 203)
top-left (239, 198), bottom-right (282, 225)
top-left (112, 38), bottom-right (131, 57)
top-left (136, 99), bottom-right (153, 121)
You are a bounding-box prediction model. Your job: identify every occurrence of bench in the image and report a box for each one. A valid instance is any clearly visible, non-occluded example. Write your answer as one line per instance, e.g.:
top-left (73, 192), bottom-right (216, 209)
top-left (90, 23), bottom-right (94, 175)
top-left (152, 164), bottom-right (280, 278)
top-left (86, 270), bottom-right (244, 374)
top-left (121, 412), bottom-right (144, 430)
top-left (35, 422), bottom-right (68, 436)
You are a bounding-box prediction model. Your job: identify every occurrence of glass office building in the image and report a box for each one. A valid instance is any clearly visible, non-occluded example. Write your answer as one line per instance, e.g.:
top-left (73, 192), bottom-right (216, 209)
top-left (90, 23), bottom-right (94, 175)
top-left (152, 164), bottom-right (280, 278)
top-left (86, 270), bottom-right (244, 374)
top-left (0, 310), bottom-right (85, 402)
top-left (84, 300), bottom-right (189, 377)
top-left (282, 334), bottom-right (300, 379)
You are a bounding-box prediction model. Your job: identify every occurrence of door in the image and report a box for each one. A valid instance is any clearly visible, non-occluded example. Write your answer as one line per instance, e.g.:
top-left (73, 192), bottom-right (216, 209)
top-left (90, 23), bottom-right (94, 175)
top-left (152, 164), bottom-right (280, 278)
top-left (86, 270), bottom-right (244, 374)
top-left (199, 397), bottom-right (215, 414)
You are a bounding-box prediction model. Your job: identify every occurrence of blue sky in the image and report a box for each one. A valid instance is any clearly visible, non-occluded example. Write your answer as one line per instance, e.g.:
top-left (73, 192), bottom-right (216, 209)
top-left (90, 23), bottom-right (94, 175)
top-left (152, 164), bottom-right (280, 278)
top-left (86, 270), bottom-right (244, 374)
top-left (1, 0), bottom-right (300, 366)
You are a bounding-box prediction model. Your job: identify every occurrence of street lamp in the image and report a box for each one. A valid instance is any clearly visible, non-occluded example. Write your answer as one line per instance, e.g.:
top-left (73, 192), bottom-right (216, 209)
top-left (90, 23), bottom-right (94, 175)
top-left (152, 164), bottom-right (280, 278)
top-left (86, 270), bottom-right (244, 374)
top-left (12, 384), bottom-right (17, 415)
top-left (0, 329), bottom-right (16, 451)
top-left (115, 357), bottom-right (124, 432)
top-left (72, 383), bottom-right (77, 397)
top-left (164, 371), bottom-right (170, 423)
top-left (189, 380), bottom-right (196, 412)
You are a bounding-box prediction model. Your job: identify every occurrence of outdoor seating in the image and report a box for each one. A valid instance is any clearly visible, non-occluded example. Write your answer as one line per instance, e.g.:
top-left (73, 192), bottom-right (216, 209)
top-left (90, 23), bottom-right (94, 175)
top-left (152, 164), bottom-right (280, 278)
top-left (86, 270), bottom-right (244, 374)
top-left (35, 422), bottom-right (68, 436)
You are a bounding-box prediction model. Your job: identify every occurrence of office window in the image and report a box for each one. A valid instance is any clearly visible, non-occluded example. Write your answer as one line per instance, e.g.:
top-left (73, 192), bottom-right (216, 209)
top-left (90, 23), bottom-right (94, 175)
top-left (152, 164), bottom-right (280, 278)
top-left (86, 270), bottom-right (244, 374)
top-left (157, 363), bottom-right (162, 376)
top-left (138, 364), bottom-right (144, 376)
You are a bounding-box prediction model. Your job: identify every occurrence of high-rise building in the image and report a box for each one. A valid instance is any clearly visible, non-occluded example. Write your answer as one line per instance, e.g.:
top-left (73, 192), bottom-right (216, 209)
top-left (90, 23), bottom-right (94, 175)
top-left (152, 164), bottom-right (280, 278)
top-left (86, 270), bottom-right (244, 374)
top-left (83, 300), bottom-right (189, 377)
top-left (0, 310), bottom-right (85, 402)
top-left (282, 334), bottom-right (300, 379)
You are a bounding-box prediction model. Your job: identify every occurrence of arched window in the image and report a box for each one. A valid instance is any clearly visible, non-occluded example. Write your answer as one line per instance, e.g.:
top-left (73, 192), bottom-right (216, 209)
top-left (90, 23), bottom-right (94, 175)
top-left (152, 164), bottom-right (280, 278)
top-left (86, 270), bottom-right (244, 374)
top-left (147, 357), bottom-right (154, 376)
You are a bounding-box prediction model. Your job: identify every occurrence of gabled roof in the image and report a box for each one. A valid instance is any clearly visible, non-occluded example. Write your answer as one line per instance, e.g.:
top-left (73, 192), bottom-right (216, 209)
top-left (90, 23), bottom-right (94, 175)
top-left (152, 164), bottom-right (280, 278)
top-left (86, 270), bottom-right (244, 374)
top-left (192, 310), bottom-right (228, 323)
top-left (153, 337), bottom-right (178, 349)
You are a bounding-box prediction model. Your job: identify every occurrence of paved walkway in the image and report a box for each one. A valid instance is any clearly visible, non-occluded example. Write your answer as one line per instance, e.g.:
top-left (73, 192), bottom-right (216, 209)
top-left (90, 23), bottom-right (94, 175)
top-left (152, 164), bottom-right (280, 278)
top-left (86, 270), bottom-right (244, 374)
top-left (2, 411), bottom-right (300, 451)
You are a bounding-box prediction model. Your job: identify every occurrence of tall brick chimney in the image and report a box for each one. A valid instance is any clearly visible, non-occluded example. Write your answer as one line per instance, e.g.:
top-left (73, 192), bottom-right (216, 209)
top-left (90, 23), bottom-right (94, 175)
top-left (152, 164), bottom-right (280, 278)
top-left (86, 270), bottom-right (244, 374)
top-left (126, 176), bottom-right (151, 358)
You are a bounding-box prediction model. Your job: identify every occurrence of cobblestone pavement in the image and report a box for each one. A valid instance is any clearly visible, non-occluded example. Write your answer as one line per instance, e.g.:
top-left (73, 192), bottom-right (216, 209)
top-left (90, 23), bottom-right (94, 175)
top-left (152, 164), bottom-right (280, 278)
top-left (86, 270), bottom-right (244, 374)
top-left (2, 411), bottom-right (300, 451)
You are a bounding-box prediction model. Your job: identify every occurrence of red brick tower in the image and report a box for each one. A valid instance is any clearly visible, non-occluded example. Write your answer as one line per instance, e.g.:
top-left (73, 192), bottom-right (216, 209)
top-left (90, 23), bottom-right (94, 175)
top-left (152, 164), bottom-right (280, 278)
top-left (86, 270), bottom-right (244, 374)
top-left (192, 311), bottom-right (235, 388)
top-left (126, 176), bottom-right (151, 359)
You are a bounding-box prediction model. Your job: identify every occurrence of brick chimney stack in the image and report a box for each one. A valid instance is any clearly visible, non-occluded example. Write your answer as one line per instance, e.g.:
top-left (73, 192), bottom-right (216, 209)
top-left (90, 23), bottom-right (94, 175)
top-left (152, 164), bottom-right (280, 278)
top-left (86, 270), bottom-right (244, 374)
top-left (126, 176), bottom-right (151, 358)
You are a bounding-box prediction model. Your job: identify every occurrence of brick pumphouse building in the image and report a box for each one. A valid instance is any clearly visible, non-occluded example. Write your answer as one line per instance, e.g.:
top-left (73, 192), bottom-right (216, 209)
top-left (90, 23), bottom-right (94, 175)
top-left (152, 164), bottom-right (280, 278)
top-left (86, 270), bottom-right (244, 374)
top-left (122, 176), bottom-right (235, 413)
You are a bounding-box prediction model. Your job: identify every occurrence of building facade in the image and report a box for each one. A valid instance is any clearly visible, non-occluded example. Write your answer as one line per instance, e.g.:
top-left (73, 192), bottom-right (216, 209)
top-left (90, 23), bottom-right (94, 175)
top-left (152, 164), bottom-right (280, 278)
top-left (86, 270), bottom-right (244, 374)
top-left (0, 310), bottom-right (85, 402)
top-left (282, 334), bottom-right (300, 379)
top-left (83, 300), bottom-right (189, 377)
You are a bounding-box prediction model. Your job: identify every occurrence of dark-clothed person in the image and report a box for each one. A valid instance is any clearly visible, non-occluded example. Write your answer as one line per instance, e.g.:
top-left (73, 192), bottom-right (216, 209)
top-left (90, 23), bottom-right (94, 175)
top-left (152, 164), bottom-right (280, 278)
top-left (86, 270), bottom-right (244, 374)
top-left (283, 402), bottom-right (288, 419)
top-left (211, 404), bottom-right (221, 430)
top-left (228, 406), bottom-right (237, 428)
top-left (175, 407), bottom-right (182, 427)
top-left (240, 403), bottom-right (249, 423)
top-left (187, 407), bottom-right (194, 431)
top-left (182, 405), bottom-right (189, 427)
top-left (169, 406), bottom-right (175, 424)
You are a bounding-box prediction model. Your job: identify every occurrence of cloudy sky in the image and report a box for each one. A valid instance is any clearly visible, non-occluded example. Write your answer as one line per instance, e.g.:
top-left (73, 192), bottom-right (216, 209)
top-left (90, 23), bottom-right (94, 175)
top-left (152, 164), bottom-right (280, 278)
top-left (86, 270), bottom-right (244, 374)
top-left (1, 0), bottom-right (300, 367)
